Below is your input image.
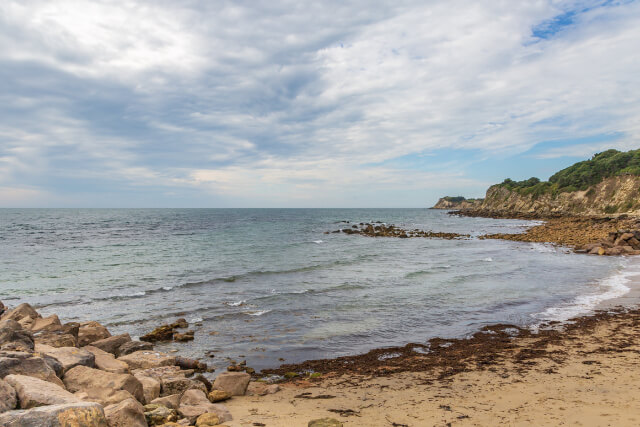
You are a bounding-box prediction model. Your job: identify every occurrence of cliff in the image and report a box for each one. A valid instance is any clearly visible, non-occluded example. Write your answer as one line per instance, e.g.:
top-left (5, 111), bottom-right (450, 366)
top-left (479, 175), bottom-right (640, 216)
top-left (439, 149), bottom-right (640, 217)
top-left (432, 196), bottom-right (484, 210)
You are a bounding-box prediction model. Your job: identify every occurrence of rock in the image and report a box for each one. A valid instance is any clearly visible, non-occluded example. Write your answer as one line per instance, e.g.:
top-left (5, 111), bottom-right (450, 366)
top-left (1, 304), bottom-right (40, 324)
top-left (171, 318), bottom-right (188, 329)
top-left (246, 382), bottom-right (280, 396)
top-left (207, 389), bottom-right (231, 402)
top-left (605, 247), bottom-right (623, 256)
top-left (83, 345), bottom-right (129, 374)
top-left (4, 374), bottom-right (79, 408)
top-left (308, 418), bottom-right (343, 427)
top-left (195, 412), bottom-right (220, 426)
top-left (144, 404), bottom-right (178, 425)
top-left (104, 397), bottom-right (146, 427)
top-left (173, 331), bottom-right (194, 342)
top-left (0, 378), bottom-right (17, 413)
top-left (34, 330), bottom-right (78, 348)
top-left (75, 389), bottom-right (138, 407)
top-left (78, 321), bottom-right (111, 347)
top-left (0, 320), bottom-right (34, 352)
top-left (212, 372), bottom-right (250, 396)
top-left (0, 351), bottom-right (64, 387)
top-left (0, 402), bottom-right (108, 426)
top-left (620, 232), bottom-right (635, 241)
top-left (118, 350), bottom-right (176, 370)
top-left (161, 377), bottom-right (207, 397)
top-left (35, 344), bottom-right (95, 373)
top-left (178, 389), bottom-right (232, 424)
top-left (140, 325), bottom-right (175, 342)
top-left (132, 365), bottom-right (189, 380)
top-left (63, 365), bottom-right (145, 404)
top-left (176, 356), bottom-right (207, 372)
top-left (0, 302), bottom-right (5, 317)
top-left (89, 334), bottom-right (131, 355)
top-left (117, 340), bottom-right (154, 356)
top-left (194, 374), bottom-right (212, 392)
top-left (30, 315), bottom-right (61, 333)
top-left (134, 374), bottom-right (161, 403)
top-left (150, 393), bottom-right (181, 410)
top-left (61, 322), bottom-right (81, 338)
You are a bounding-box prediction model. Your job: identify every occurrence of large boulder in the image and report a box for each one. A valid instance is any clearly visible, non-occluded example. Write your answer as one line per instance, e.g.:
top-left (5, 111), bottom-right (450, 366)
top-left (74, 388), bottom-right (138, 407)
top-left (246, 382), bottom-right (280, 396)
top-left (4, 374), bottom-right (79, 408)
top-left (78, 321), bottom-right (111, 347)
top-left (1, 304), bottom-right (40, 324)
top-left (63, 365), bottom-right (145, 404)
top-left (35, 344), bottom-right (95, 373)
top-left (140, 325), bottom-right (175, 342)
top-left (118, 350), bottom-right (176, 370)
top-left (104, 397), bottom-right (146, 427)
top-left (134, 374), bottom-right (161, 403)
top-left (160, 376), bottom-right (207, 397)
top-left (33, 329), bottom-right (77, 348)
top-left (83, 346), bottom-right (129, 374)
top-left (150, 394), bottom-right (181, 410)
top-left (212, 372), bottom-right (250, 396)
top-left (117, 340), bottom-right (153, 356)
top-left (0, 320), bottom-right (34, 352)
top-left (0, 351), bottom-right (64, 387)
top-left (133, 366), bottom-right (190, 380)
top-left (0, 378), bottom-right (17, 413)
top-left (0, 402), bottom-right (108, 426)
top-left (178, 389), bottom-right (231, 424)
top-left (30, 315), bottom-right (61, 333)
top-left (89, 334), bottom-right (131, 355)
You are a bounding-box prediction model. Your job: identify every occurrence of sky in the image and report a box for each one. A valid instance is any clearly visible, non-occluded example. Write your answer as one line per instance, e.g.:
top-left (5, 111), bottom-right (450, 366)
top-left (0, 0), bottom-right (639, 208)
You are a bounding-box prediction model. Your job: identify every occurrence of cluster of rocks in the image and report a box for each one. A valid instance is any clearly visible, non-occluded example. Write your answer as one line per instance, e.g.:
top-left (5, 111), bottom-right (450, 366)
top-left (0, 301), bottom-right (279, 426)
top-left (141, 320), bottom-right (195, 343)
top-left (326, 222), bottom-right (469, 240)
top-left (576, 230), bottom-right (640, 256)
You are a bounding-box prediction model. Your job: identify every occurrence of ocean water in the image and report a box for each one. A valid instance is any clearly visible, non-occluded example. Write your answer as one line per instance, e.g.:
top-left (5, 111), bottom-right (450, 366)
top-left (0, 208), bottom-right (635, 372)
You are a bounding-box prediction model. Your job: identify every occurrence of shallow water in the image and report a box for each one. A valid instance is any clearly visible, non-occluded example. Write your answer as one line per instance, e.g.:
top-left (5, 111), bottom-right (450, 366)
top-left (0, 208), bottom-right (631, 371)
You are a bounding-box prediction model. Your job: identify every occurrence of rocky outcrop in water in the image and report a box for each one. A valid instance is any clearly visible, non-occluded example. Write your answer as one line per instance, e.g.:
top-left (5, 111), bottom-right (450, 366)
top-left (327, 222), bottom-right (469, 239)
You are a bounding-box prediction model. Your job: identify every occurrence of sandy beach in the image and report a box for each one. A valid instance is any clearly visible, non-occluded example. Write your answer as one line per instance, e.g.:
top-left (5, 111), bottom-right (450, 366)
top-left (224, 301), bottom-right (640, 426)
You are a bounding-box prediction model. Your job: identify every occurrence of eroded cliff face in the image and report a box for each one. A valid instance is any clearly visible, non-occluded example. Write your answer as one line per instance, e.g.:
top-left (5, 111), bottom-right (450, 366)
top-left (480, 176), bottom-right (640, 216)
top-left (432, 198), bottom-right (484, 210)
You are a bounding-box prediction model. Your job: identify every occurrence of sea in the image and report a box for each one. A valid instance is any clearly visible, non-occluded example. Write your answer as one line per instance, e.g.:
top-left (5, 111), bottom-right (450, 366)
top-left (1, 208), bottom-right (638, 372)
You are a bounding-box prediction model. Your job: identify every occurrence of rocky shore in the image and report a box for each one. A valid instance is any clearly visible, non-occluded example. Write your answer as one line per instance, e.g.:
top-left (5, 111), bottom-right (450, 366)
top-left (453, 209), bottom-right (640, 255)
top-left (0, 301), bottom-right (291, 427)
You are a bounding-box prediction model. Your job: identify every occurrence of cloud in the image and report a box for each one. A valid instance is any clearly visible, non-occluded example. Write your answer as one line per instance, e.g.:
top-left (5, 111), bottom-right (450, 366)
top-left (0, 0), bottom-right (638, 206)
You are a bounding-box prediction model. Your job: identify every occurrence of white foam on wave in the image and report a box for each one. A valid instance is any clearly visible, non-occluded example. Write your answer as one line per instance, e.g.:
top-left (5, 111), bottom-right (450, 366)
top-left (225, 300), bottom-right (245, 307)
top-left (162, 286), bottom-right (173, 291)
top-left (189, 317), bottom-right (204, 323)
top-left (483, 257), bottom-right (493, 262)
top-left (533, 259), bottom-right (638, 324)
top-left (531, 243), bottom-right (556, 253)
top-left (313, 240), bottom-right (323, 244)
top-left (246, 309), bottom-right (271, 316)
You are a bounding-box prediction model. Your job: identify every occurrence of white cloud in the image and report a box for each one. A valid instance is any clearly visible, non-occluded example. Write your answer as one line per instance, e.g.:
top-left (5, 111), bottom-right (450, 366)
top-left (0, 0), bottom-right (638, 206)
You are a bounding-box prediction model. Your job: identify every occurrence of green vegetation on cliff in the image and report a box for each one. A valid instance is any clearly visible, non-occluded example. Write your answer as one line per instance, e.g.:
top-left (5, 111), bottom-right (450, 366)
top-left (442, 196), bottom-right (481, 203)
top-left (499, 149), bottom-right (640, 197)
